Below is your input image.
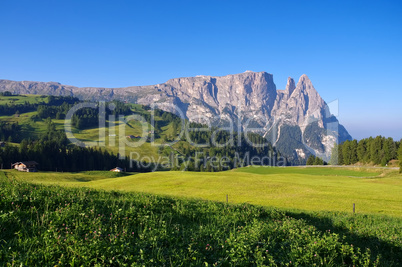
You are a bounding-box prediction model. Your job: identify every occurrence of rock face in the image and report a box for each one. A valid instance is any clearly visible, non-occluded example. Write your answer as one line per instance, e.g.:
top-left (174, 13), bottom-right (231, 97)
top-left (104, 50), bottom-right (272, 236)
top-left (0, 71), bottom-right (352, 163)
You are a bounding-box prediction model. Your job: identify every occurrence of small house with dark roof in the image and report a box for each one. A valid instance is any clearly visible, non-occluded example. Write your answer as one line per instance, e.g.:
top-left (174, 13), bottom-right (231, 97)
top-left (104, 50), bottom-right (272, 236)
top-left (12, 161), bottom-right (39, 172)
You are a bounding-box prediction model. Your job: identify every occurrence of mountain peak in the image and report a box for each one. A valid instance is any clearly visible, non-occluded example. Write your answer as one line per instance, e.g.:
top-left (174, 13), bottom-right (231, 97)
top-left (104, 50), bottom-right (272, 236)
top-left (285, 77), bottom-right (296, 96)
top-left (0, 72), bottom-right (352, 163)
top-left (298, 74), bottom-right (312, 84)
top-left (295, 74), bottom-right (319, 96)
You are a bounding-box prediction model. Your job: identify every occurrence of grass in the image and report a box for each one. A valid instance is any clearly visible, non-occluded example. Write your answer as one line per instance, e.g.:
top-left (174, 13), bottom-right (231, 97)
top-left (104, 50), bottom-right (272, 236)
top-left (0, 96), bottom-right (171, 159)
top-left (0, 93), bottom-right (185, 161)
top-left (0, 172), bottom-right (401, 266)
top-left (0, 94), bottom-right (47, 105)
top-left (4, 170), bottom-right (135, 184)
top-left (69, 119), bottom-right (161, 160)
top-left (2, 95), bottom-right (401, 264)
top-left (6, 167), bottom-right (402, 217)
top-left (0, 112), bottom-right (58, 140)
top-left (236, 166), bottom-right (383, 177)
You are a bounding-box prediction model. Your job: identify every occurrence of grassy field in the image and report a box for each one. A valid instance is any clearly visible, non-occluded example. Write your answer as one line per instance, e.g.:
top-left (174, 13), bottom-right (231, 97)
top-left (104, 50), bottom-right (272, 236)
top-left (0, 112), bottom-right (163, 159)
top-left (236, 166), bottom-right (384, 177)
top-left (3, 170), bottom-right (135, 184)
top-left (69, 118), bottom-right (163, 160)
top-left (0, 94), bottom-right (177, 160)
top-left (6, 166), bottom-right (402, 217)
top-left (0, 94), bottom-right (47, 105)
top-left (2, 95), bottom-right (402, 265)
top-left (1, 171), bottom-right (401, 266)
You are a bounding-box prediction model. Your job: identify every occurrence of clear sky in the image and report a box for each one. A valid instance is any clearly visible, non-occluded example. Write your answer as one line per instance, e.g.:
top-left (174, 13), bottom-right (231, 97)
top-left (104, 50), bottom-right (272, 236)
top-left (1, 0), bottom-right (401, 140)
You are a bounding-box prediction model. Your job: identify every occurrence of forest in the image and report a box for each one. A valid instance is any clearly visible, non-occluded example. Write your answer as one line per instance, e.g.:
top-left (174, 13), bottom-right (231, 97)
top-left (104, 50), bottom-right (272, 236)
top-left (0, 95), bottom-right (151, 172)
top-left (3, 94), bottom-right (400, 172)
top-left (0, 95), bottom-right (285, 172)
top-left (141, 110), bottom-right (286, 171)
top-left (0, 117), bottom-right (151, 172)
top-left (330, 136), bottom-right (402, 170)
top-left (179, 124), bottom-right (284, 171)
top-left (305, 154), bottom-right (326, 166)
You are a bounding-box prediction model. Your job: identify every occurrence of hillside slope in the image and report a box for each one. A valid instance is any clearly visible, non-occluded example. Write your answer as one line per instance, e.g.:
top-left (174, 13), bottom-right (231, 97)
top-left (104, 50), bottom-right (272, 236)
top-left (0, 72), bottom-right (352, 162)
top-left (0, 94), bottom-right (282, 171)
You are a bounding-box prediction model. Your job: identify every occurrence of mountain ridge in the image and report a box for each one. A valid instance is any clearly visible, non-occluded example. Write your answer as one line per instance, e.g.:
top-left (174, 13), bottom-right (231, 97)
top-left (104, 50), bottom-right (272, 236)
top-left (0, 71), bottom-right (352, 163)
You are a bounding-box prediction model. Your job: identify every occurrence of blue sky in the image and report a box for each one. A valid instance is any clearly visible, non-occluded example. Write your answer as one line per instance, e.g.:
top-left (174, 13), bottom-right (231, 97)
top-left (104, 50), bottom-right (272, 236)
top-left (1, 0), bottom-right (401, 140)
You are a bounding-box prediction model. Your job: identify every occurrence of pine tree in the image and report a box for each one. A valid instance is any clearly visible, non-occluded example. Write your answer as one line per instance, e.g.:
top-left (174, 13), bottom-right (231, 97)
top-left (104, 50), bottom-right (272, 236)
top-left (306, 155), bottom-right (315, 165)
top-left (314, 156), bottom-right (323, 165)
top-left (370, 136), bottom-right (382, 165)
top-left (364, 137), bottom-right (373, 162)
top-left (384, 137), bottom-right (396, 163)
top-left (398, 140), bottom-right (402, 173)
top-left (350, 140), bottom-right (358, 164)
top-left (342, 140), bottom-right (351, 165)
top-left (357, 140), bottom-right (366, 163)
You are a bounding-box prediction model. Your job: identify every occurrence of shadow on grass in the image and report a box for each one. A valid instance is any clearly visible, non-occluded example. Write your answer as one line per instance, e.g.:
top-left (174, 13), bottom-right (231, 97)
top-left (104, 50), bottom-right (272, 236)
top-left (285, 211), bottom-right (402, 266)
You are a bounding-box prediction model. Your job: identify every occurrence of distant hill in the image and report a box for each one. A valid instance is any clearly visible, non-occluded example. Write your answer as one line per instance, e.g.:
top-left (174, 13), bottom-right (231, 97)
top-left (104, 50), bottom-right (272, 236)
top-left (0, 94), bottom-right (282, 171)
top-left (0, 71), bottom-right (352, 163)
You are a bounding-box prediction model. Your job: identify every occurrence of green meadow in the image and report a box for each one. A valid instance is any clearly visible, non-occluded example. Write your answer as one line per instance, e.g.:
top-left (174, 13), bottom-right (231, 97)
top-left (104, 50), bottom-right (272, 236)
top-left (0, 94), bottom-right (176, 160)
top-left (1, 168), bottom-right (401, 266)
top-left (6, 166), bottom-right (402, 217)
top-left (2, 94), bottom-right (402, 265)
top-left (0, 94), bottom-right (47, 105)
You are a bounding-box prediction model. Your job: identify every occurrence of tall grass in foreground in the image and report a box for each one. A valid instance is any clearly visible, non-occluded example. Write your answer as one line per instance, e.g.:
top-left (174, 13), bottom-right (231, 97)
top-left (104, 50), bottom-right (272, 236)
top-left (0, 172), bottom-right (400, 266)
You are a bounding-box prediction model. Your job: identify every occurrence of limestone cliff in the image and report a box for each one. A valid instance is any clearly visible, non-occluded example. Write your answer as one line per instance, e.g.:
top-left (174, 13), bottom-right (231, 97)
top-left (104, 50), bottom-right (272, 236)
top-left (0, 71), bottom-right (352, 162)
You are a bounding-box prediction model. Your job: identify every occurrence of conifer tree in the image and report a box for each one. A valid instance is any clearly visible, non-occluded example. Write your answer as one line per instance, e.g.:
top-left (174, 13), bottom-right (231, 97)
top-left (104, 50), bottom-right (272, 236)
top-left (350, 139), bottom-right (358, 164)
top-left (357, 140), bottom-right (366, 163)
top-left (306, 155), bottom-right (315, 165)
top-left (398, 140), bottom-right (402, 173)
top-left (342, 140), bottom-right (351, 165)
top-left (314, 156), bottom-right (323, 165)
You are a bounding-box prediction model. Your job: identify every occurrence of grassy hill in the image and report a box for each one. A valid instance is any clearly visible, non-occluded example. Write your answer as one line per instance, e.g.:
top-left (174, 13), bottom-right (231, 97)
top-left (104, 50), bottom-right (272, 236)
top-left (0, 94), bottom-right (282, 172)
top-left (1, 171), bottom-right (401, 266)
top-left (0, 94), bottom-right (164, 159)
top-left (2, 94), bottom-right (402, 265)
top-left (5, 166), bottom-right (402, 217)
top-left (0, 94), bottom-right (48, 105)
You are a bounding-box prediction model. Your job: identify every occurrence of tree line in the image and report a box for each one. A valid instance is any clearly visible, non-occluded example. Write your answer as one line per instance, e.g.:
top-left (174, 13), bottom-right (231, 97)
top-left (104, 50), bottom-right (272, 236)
top-left (133, 108), bottom-right (288, 171)
top-left (71, 101), bottom-right (133, 129)
top-left (330, 136), bottom-right (401, 167)
top-left (0, 122), bottom-right (21, 142)
top-left (0, 118), bottom-right (151, 172)
top-left (160, 121), bottom-right (286, 171)
top-left (0, 95), bottom-right (79, 117)
top-left (0, 102), bottom-right (37, 116)
top-left (306, 155), bottom-right (326, 165)
top-left (0, 95), bottom-right (151, 172)
top-left (0, 91), bottom-right (13, 96)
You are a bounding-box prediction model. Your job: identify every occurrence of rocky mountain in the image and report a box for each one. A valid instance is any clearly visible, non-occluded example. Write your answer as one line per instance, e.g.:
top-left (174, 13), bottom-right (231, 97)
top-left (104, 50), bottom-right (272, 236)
top-left (0, 71), bottom-right (352, 163)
